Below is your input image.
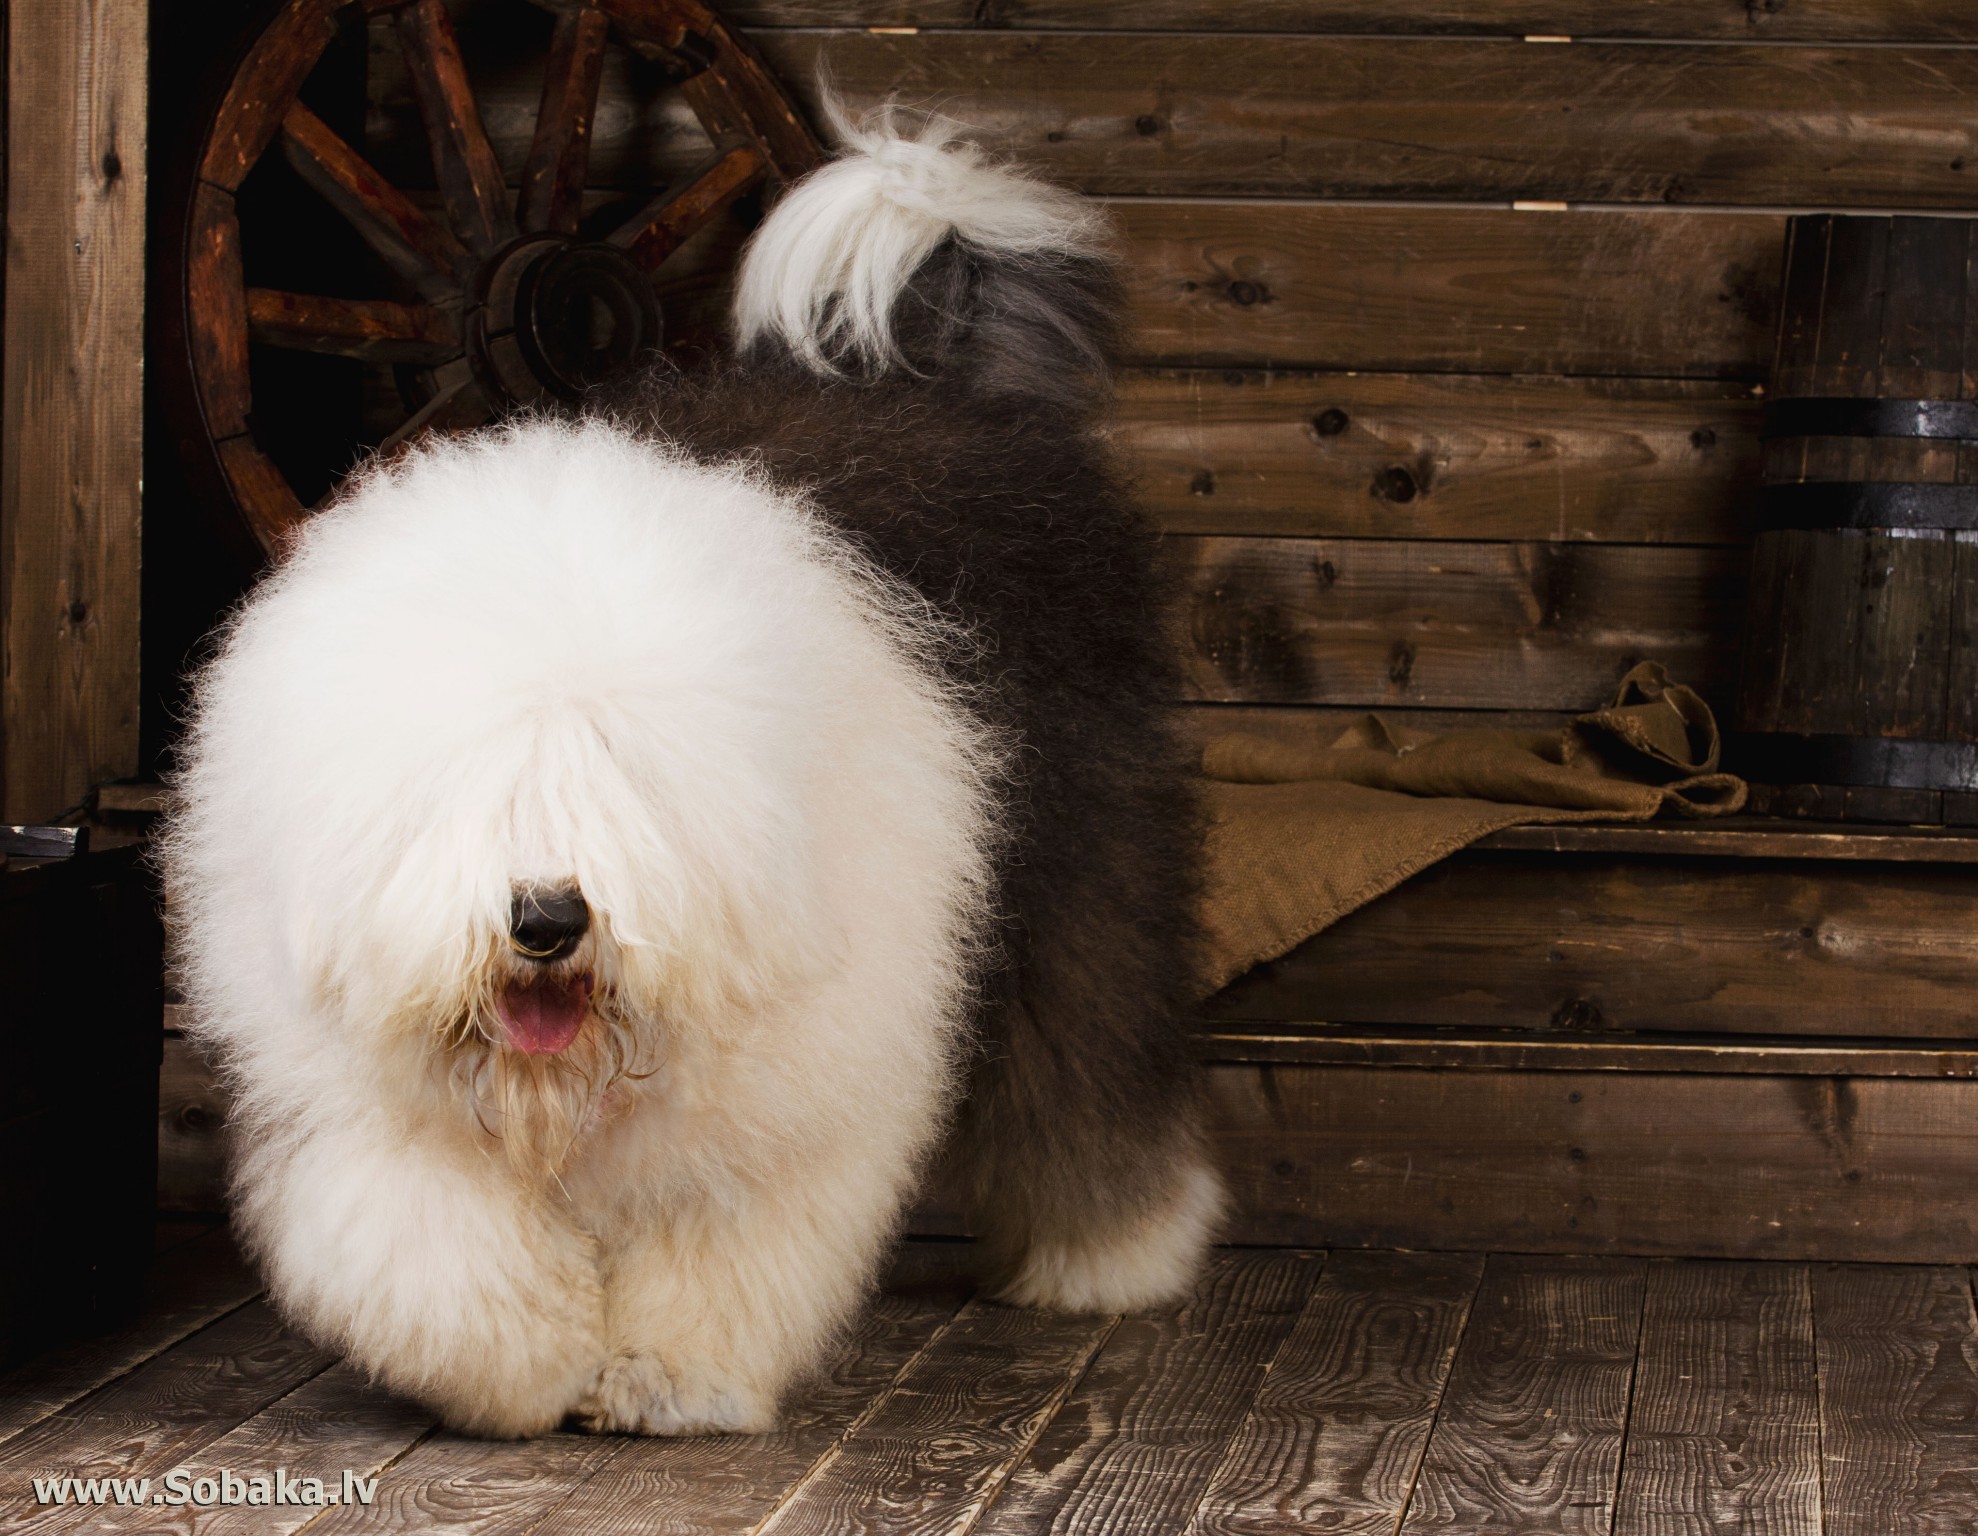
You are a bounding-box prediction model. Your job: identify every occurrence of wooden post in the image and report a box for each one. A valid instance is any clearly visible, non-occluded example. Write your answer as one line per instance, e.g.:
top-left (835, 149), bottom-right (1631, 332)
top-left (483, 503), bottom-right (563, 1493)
top-left (0, 0), bottom-right (146, 822)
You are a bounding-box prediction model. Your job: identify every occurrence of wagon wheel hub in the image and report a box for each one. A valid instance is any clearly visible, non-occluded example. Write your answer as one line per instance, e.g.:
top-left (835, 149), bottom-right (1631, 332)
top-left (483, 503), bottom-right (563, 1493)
top-left (475, 237), bottom-right (665, 405)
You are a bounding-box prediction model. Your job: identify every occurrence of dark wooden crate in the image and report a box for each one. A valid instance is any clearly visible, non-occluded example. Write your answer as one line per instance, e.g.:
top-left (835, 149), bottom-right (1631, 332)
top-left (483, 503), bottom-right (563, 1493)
top-left (0, 847), bottom-right (162, 1366)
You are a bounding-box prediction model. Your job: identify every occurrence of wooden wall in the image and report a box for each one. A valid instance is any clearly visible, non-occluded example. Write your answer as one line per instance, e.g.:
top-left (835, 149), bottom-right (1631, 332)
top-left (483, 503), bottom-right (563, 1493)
top-left (0, 0), bottom-right (147, 824)
top-left (707, 6), bottom-right (1978, 736)
top-left (345, 3), bottom-right (1978, 736)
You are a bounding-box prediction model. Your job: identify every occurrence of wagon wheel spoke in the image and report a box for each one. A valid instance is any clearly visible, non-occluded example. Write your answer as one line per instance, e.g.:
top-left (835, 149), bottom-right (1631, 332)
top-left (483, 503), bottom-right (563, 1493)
top-left (280, 102), bottom-right (470, 300)
top-left (519, 4), bottom-right (610, 237)
top-left (247, 290), bottom-right (462, 365)
top-left (608, 146), bottom-right (765, 271)
top-left (377, 364), bottom-right (495, 458)
top-left (395, 0), bottom-right (516, 255)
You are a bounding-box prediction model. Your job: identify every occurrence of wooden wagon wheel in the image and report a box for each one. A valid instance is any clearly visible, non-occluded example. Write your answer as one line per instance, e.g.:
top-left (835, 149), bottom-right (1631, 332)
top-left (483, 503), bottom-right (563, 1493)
top-left (162, 0), bottom-right (823, 564)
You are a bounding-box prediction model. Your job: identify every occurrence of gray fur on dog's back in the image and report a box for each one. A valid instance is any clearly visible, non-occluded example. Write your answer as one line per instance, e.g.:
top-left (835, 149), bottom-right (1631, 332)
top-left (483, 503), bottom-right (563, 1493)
top-left (603, 113), bottom-right (1220, 1304)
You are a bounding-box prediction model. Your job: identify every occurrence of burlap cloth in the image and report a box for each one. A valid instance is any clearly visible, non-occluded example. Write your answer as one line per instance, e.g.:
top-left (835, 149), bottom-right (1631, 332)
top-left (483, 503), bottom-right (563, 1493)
top-left (1198, 663), bottom-right (1746, 990)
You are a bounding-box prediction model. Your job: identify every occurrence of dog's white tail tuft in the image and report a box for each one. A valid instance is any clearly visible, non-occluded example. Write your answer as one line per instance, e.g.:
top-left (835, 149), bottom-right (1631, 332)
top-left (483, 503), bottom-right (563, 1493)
top-left (733, 95), bottom-right (1109, 380)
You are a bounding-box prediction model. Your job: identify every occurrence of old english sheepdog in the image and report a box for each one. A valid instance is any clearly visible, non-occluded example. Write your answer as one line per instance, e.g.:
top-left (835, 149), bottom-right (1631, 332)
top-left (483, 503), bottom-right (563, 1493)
top-left (162, 107), bottom-right (1220, 1438)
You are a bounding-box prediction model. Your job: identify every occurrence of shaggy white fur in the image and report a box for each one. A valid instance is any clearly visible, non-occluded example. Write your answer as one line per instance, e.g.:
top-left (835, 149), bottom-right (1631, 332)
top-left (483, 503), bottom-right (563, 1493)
top-left (166, 423), bottom-right (1000, 1436)
top-left (733, 95), bottom-right (1106, 372)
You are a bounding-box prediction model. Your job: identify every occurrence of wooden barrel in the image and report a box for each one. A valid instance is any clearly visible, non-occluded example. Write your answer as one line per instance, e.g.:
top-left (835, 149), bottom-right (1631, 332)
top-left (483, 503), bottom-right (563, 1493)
top-left (1733, 213), bottom-right (1978, 824)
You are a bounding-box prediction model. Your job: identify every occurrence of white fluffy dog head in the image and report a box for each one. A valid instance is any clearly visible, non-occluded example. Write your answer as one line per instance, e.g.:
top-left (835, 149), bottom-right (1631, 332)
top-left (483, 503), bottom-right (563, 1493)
top-left (164, 417), bottom-right (997, 1178)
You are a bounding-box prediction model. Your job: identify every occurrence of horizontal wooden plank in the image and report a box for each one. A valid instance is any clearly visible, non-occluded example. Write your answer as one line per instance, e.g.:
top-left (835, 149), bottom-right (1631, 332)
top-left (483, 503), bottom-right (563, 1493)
top-left (1198, 1031), bottom-right (1978, 1080)
top-left (1120, 371), bottom-right (1763, 542)
top-left (1208, 851), bottom-right (1978, 1039)
top-left (1211, 1063), bottom-right (1978, 1259)
top-left (1114, 202), bottom-right (1781, 376)
top-left (725, 2), bottom-right (1978, 40)
top-left (1476, 819), bottom-right (1978, 864)
top-left (746, 34), bottom-right (1978, 208)
top-left (650, 202), bottom-right (1784, 377)
top-left (1177, 537), bottom-right (1745, 711)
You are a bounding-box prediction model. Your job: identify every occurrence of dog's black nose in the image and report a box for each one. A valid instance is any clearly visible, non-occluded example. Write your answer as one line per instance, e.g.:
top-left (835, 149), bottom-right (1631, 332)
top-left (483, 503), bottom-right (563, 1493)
top-left (509, 886), bottom-right (590, 961)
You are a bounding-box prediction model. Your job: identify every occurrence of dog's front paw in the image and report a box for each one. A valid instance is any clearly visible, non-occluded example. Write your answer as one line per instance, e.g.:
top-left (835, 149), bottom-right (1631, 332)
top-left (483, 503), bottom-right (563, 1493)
top-left (572, 1353), bottom-right (775, 1436)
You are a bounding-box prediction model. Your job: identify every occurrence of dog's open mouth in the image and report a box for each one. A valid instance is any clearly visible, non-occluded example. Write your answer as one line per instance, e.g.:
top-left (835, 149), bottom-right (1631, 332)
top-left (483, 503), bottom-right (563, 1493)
top-left (496, 973), bottom-right (594, 1055)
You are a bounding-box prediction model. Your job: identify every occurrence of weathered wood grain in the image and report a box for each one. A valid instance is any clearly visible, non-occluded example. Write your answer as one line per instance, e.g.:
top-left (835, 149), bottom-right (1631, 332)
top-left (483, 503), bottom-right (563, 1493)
top-left (160, 1033), bottom-right (229, 1216)
top-left (0, 1304), bottom-right (333, 1534)
top-left (394, 0), bottom-right (515, 253)
top-left (723, 0), bottom-right (1978, 41)
top-left (1613, 1261), bottom-right (1820, 1535)
top-left (1814, 1265), bottom-right (1978, 1535)
top-left (517, 3), bottom-right (610, 236)
top-left (197, 0), bottom-right (338, 191)
top-left (1398, 1256), bottom-right (1644, 1535)
top-left (373, 111), bottom-right (1787, 378)
top-left (185, 185), bottom-right (252, 438)
top-left (610, 145), bottom-right (765, 270)
top-left (245, 289), bottom-right (460, 364)
top-left (742, 33), bottom-right (1978, 208)
top-left (280, 101), bottom-right (468, 299)
top-left (293, 1425), bottom-right (630, 1536)
top-left (526, 1246), bottom-right (976, 1536)
top-left (1, 0), bottom-right (147, 822)
top-left (1111, 203), bottom-right (1782, 377)
top-left (1206, 851), bottom-right (1978, 1039)
top-left (402, 28), bottom-right (1978, 207)
top-left (1211, 1067), bottom-right (1978, 1260)
top-left (1199, 1031), bottom-right (1978, 1082)
top-left (0, 1229), bottom-right (259, 1449)
top-left (670, 202), bottom-right (1783, 377)
top-left (212, 435), bottom-right (307, 553)
top-left (1472, 819), bottom-right (1978, 864)
top-left (1186, 1251), bottom-right (1482, 1536)
top-left (974, 1249), bottom-right (1320, 1535)
top-left (751, 1301), bottom-right (1117, 1536)
top-left (1118, 371), bottom-right (1763, 543)
top-left (1178, 537), bottom-right (1745, 711)
top-left (367, 13), bottom-right (715, 193)
top-left (132, 1365), bottom-right (433, 1536)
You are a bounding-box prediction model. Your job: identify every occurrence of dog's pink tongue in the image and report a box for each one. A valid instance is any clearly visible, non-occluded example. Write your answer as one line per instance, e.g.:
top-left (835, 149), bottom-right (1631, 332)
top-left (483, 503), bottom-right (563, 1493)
top-left (497, 976), bottom-right (592, 1055)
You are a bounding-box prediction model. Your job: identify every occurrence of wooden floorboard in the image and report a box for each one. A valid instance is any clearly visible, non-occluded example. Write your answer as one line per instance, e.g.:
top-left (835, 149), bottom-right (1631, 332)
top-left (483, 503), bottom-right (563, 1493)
top-left (526, 1246), bottom-right (977, 1536)
top-left (1398, 1255), bottom-right (1647, 1536)
top-left (1812, 1265), bottom-right (1978, 1536)
top-left (0, 1229), bottom-right (261, 1450)
top-left (1613, 1261), bottom-right (1821, 1536)
top-left (1185, 1250), bottom-right (1484, 1536)
top-left (973, 1249), bottom-right (1320, 1536)
top-left (125, 1364), bottom-right (433, 1536)
top-left (0, 1303), bottom-right (335, 1536)
top-left (15, 1241), bottom-right (1978, 1533)
top-left (750, 1299), bottom-right (1118, 1536)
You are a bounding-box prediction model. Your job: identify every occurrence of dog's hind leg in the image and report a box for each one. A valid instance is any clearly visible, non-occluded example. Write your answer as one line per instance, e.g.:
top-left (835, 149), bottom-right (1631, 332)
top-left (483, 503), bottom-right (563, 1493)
top-left (956, 865), bottom-right (1225, 1315)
